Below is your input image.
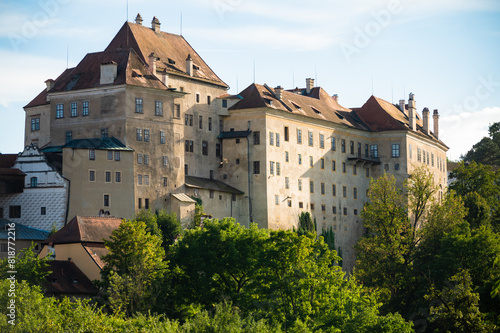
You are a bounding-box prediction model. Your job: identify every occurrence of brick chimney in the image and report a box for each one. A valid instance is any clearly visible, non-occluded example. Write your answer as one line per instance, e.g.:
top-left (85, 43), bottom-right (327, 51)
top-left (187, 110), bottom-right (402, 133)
top-left (433, 109), bottom-right (440, 139)
top-left (45, 79), bottom-right (55, 92)
top-left (408, 93), bottom-right (416, 131)
top-left (148, 52), bottom-right (158, 77)
top-left (100, 61), bottom-right (117, 85)
top-left (306, 78), bottom-right (314, 94)
top-left (186, 54), bottom-right (193, 77)
top-left (332, 94), bottom-right (339, 102)
top-left (422, 107), bottom-right (430, 135)
top-left (135, 13), bottom-right (143, 25)
top-left (275, 86), bottom-right (283, 101)
top-left (399, 99), bottom-right (405, 114)
top-left (151, 16), bottom-right (160, 33)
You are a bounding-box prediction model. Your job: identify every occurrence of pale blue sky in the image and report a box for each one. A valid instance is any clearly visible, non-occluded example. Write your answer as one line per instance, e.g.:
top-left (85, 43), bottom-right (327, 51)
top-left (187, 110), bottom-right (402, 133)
top-left (1, 0), bottom-right (499, 159)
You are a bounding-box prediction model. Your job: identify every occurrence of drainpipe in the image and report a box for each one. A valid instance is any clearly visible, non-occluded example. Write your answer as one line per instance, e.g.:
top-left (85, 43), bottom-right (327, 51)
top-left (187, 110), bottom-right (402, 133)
top-left (61, 175), bottom-right (71, 226)
top-left (246, 135), bottom-right (253, 225)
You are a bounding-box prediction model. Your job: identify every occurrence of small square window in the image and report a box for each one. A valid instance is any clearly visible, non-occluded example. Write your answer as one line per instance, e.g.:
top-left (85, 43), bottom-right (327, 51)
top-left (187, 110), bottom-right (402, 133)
top-left (299, 202), bottom-right (304, 208)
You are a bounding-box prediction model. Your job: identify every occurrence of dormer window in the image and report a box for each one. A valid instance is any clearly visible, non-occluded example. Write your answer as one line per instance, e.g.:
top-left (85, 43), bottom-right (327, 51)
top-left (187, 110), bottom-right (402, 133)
top-left (168, 58), bottom-right (175, 65)
top-left (30, 177), bottom-right (38, 188)
top-left (290, 101), bottom-right (301, 110)
top-left (311, 106), bottom-right (321, 114)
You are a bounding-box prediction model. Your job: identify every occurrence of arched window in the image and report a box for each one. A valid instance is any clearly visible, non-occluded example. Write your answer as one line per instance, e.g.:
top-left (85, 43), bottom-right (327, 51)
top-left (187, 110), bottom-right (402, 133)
top-left (30, 177), bottom-right (38, 188)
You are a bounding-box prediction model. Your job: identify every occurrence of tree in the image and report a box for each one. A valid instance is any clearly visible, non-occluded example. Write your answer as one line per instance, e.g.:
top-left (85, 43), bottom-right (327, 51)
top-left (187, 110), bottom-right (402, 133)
top-left (101, 219), bottom-right (167, 316)
top-left (297, 211), bottom-right (315, 236)
top-left (0, 243), bottom-right (52, 286)
top-left (135, 210), bottom-right (182, 248)
top-left (463, 122), bottom-right (500, 166)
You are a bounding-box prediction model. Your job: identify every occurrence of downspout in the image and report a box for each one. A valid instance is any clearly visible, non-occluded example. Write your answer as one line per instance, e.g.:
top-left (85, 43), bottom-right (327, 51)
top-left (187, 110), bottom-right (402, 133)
top-left (61, 175), bottom-right (71, 226)
top-left (246, 136), bottom-right (253, 224)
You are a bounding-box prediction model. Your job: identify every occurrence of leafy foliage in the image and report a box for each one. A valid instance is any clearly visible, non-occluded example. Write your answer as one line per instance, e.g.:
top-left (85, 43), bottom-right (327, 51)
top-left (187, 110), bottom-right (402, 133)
top-left (463, 122), bottom-right (500, 166)
top-left (297, 211), bottom-right (316, 236)
top-left (0, 243), bottom-right (52, 286)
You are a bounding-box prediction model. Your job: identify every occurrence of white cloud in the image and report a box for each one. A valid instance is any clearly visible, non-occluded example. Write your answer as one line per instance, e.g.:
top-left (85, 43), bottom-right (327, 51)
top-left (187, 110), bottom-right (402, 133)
top-left (440, 106), bottom-right (500, 160)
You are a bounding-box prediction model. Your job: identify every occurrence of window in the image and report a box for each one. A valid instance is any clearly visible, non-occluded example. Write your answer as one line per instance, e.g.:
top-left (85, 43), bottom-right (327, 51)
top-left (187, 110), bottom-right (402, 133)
top-left (342, 162), bottom-right (346, 173)
top-left (309, 156), bottom-right (313, 168)
top-left (56, 103), bottom-right (64, 118)
top-left (299, 202), bottom-right (304, 209)
top-left (108, 151), bottom-right (113, 160)
top-left (136, 128), bottom-right (142, 141)
top-left (353, 165), bottom-right (357, 175)
top-left (135, 97), bottom-right (143, 113)
top-left (321, 204), bottom-right (325, 212)
top-left (343, 207), bottom-right (348, 216)
top-left (332, 206), bottom-right (337, 214)
top-left (270, 161), bottom-right (275, 175)
top-left (202, 141), bottom-right (208, 155)
top-left (236, 158), bottom-right (240, 165)
top-left (366, 167), bottom-right (370, 177)
top-left (222, 99), bottom-right (228, 108)
top-left (114, 151), bottom-right (120, 161)
top-left (431, 153), bottom-right (434, 167)
top-left (423, 150), bottom-right (426, 163)
top-left (105, 171), bottom-right (111, 183)
top-left (418, 148), bottom-right (422, 162)
top-left (298, 154), bottom-right (302, 165)
top-left (144, 129), bottom-right (150, 142)
top-left (185, 164), bottom-right (188, 175)
top-left (162, 177), bottom-right (168, 187)
top-left (253, 131), bottom-right (260, 145)
top-left (357, 142), bottom-right (362, 155)
top-left (185, 140), bottom-right (194, 153)
top-left (104, 194), bottom-right (110, 207)
top-left (287, 200), bottom-right (292, 207)
top-left (384, 164), bottom-right (389, 171)
top-left (341, 139), bottom-right (346, 153)
top-left (284, 126), bottom-right (289, 141)
top-left (409, 144), bottom-right (412, 159)
top-left (395, 163), bottom-right (400, 171)
top-left (138, 174), bottom-right (143, 185)
top-left (320, 158), bottom-right (325, 169)
top-left (276, 162), bottom-right (281, 176)
top-left (310, 180), bottom-right (314, 193)
top-left (365, 144), bottom-right (369, 157)
top-left (163, 156), bottom-right (168, 166)
top-left (275, 195), bottom-right (279, 206)
top-left (185, 114), bottom-right (189, 125)
top-left (253, 161), bottom-right (260, 174)
top-left (89, 149), bottom-right (95, 160)
top-left (101, 128), bottom-right (108, 138)
top-left (216, 143), bottom-right (221, 157)
top-left (82, 101), bottom-right (89, 116)
top-left (138, 198), bottom-right (142, 209)
top-left (30, 177), bottom-right (37, 187)
top-left (196, 93), bottom-right (200, 103)
top-left (297, 129), bottom-right (302, 144)
top-left (9, 206), bottom-right (21, 218)
top-left (308, 131), bottom-right (313, 146)
top-left (89, 170), bottom-right (95, 182)
top-left (174, 104), bottom-right (180, 118)
top-left (144, 154), bottom-right (149, 165)
top-left (285, 151), bottom-right (289, 162)
top-left (31, 117), bottom-right (40, 131)
top-left (285, 177), bottom-right (290, 189)
top-left (321, 182), bottom-right (325, 195)
top-left (350, 140), bottom-right (354, 154)
top-left (207, 96), bottom-right (211, 105)
top-left (160, 131), bottom-right (166, 144)
top-left (354, 209), bottom-right (358, 216)
top-left (332, 160), bottom-right (336, 171)
top-left (370, 144), bottom-right (378, 158)
top-left (66, 130), bottom-right (72, 143)
top-left (332, 184), bottom-right (336, 196)
top-left (208, 117), bottom-right (212, 131)
top-left (144, 175), bottom-right (149, 185)
top-left (391, 143), bottom-right (400, 157)
top-left (269, 132), bottom-right (274, 146)
top-left (189, 115), bottom-right (193, 126)
top-left (276, 133), bottom-right (280, 147)
top-left (343, 186), bottom-right (347, 198)
top-left (199, 116), bottom-right (203, 129)
top-left (310, 203), bottom-right (315, 211)
top-left (145, 198), bottom-right (149, 209)
top-left (155, 100), bottom-right (163, 116)
top-left (318, 134), bottom-right (325, 149)
top-left (137, 153), bottom-right (143, 164)
top-left (115, 172), bottom-right (121, 183)
top-left (41, 207), bottom-right (46, 215)
top-left (427, 152), bottom-right (430, 165)
top-left (71, 102), bottom-right (77, 117)
top-left (354, 187), bottom-right (358, 199)
top-left (331, 137), bottom-right (336, 151)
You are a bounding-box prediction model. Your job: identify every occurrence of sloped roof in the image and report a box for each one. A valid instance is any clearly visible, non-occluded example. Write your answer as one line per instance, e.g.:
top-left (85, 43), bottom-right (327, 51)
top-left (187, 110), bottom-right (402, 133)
top-left (43, 260), bottom-right (98, 295)
top-left (218, 130), bottom-right (251, 139)
top-left (105, 21), bottom-right (228, 87)
top-left (42, 216), bottom-right (122, 245)
top-left (171, 193), bottom-right (196, 203)
top-left (62, 137), bottom-right (133, 151)
top-left (83, 245), bottom-right (108, 270)
top-left (185, 175), bottom-right (244, 195)
top-left (0, 220), bottom-right (50, 240)
top-left (0, 154), bottom-right (18, 168)
top-left (230, 84), bottom-right (368, 130)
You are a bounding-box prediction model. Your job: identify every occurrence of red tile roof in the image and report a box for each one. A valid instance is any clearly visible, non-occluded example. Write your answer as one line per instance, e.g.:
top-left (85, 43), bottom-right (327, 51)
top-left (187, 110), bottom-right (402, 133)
top-left (43, 260), bottom-right (98, 295)
top-left (42, 215), bottom-right (122, 245)
top-left (0, 154), bottom-right (18, 168)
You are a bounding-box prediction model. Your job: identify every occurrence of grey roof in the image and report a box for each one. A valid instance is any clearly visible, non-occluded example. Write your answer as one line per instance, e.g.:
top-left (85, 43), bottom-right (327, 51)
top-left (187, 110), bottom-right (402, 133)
top-left (0, 220), bottom-right (50, 240)
top-left (41, 137), bottom-right (133, 153)
top-left (218, 130), bottom-right (252, 139)
top-left (185, 175), bottom-right (244, 195)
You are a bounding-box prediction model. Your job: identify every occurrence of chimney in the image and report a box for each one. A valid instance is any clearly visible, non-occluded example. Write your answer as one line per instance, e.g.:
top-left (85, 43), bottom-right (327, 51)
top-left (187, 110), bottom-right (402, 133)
top-left (100, 61), bottom-right (117, 85)
top-left (275, 86), bottom-right (283, 101)
top-left (332, 94), bottom-right (339, 103)
top-left (151, 16), bottom-right (160, 33)
top-left (45, 79), bottom-right (55, 92)
top-left (186, 54), bottom-right (193, 77)
top-left (399, 99), bottom-right (405, 114)
top-left (135, 13), bottom-right (143, 25)
top-left (148, 52), bottom-right (158, 77)
top-left (422, 107), bottom-right (430, 135)
top-left (306, 78), bottom-right (314, 94)
top-left (408, 93), bottom-right (416, 131)
top-left (433, 109), bottom-right (440, 139)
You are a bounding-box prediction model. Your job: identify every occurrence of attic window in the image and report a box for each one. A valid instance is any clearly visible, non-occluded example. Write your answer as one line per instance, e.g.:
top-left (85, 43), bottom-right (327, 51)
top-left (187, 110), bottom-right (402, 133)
top-left (290, 101), bottom-right (301, 110)
top-left (311, 106), bottom-right (321, 114)
top-left (193, 64), bottom-right (200, 70)
top-left (168, 58), bottom-right (175, 65)
top-left (132, 71), bottom-right (142, 78)
top-left (335, 112), bottom-right (345, 120)
top-left (263, 98), bottom-right (273, 106)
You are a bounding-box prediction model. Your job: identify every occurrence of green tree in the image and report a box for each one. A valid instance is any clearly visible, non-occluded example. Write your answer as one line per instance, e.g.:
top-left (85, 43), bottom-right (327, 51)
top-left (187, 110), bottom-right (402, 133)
top-left (101, 219), bottom-right (167, 316)
top-left (297, 211), bottom-right (315, 236)
top-left (136, 210), bottom-right (182, 248)
top-left (463, 122), bottom-right (500, 166)
top-left (0, 243), bottom-right (52, 286)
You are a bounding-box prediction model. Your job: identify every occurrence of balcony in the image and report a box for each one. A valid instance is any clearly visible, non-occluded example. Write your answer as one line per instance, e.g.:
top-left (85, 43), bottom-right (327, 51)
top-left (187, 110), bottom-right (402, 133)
top-left (347, 153), bottom-right (381, 165)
